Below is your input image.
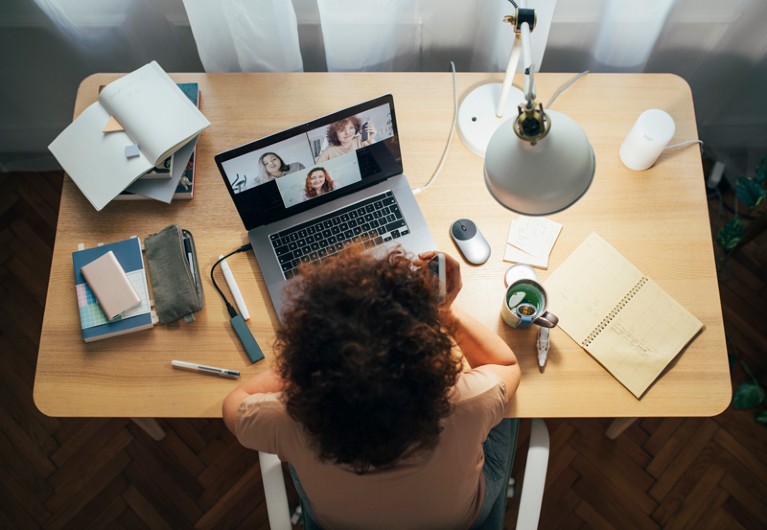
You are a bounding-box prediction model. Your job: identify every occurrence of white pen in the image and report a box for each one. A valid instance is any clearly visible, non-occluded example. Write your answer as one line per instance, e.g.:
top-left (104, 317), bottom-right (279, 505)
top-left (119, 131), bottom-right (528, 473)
top-left (219, 255), bottom-right (250, 320)
top-left (171, 360), bottom-right (240, 379)
top-left (537, 327), bottom-right (550, 373)
top-left (183, 238), bottom-right (197, 285)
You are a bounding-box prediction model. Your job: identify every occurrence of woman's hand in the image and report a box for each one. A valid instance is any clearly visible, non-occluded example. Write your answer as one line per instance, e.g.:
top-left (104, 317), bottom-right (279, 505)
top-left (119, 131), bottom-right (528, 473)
top-left (416, 251), bottom-right (462, 307)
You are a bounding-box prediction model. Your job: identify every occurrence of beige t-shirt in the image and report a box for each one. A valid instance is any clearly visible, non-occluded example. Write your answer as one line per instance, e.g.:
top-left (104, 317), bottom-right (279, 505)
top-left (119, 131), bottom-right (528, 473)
top-left (235, 366), bottom-right (507, 530)
top-left (315, 137), bottom-right (364, 162)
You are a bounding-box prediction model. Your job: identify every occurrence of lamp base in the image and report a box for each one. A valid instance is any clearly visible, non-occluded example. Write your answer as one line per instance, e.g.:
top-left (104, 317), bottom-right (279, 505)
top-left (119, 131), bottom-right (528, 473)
top-left (457, 83), bottom-right (525, 158)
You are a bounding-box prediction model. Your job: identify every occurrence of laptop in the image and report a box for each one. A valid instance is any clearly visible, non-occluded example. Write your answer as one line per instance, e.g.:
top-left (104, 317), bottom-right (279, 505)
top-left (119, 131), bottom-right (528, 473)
top-left (215, 94), bottom-right (436, 318)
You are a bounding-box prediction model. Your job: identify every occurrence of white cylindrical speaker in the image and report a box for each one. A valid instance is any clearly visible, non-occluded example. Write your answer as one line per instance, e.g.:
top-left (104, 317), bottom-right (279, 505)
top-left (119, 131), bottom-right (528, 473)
top-left (619, 109), bottom-right (676, 171)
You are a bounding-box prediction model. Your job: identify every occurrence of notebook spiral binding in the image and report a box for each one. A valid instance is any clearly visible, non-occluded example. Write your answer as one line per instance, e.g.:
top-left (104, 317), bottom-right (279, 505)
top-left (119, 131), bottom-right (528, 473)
top-left (581, 276), bottom-right (648, 347)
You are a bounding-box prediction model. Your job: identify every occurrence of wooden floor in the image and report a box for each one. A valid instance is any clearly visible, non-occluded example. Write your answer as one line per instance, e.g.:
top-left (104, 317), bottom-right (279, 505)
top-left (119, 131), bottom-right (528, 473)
top-left (2, 171), bottom-right (765, 530)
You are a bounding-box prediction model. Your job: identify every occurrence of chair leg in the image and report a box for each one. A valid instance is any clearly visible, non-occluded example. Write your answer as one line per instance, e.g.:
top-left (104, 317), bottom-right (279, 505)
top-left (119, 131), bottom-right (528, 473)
top-left (131, 418), bottom-right (165, 441)
top-left (605, 417), bottom-right (637, 440)
top-left (259, 452), bottom-right (292, 530)
top-left (515, 419), bottom-right (549, 530)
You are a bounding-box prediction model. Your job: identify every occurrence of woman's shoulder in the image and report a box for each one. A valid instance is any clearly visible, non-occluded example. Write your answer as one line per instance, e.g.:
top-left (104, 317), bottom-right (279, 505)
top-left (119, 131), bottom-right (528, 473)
top-left (240, 391), bottom-right (284, 414)
top-left (236, 392), bottom-right (305, 454)
top-left (445, 368), bottom-right (507, 433)
top-left (452, 367), bottom-right (506, 403)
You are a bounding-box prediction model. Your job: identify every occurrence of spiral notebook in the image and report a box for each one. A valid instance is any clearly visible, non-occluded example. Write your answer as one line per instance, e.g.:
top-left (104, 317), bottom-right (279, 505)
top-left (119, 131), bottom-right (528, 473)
top-left (544, 233), bottom-right (703, 398)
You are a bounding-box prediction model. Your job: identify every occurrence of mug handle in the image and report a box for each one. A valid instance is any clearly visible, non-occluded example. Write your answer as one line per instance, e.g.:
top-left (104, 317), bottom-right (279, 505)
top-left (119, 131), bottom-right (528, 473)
top-left (534, 311), bottom-right (558, 328)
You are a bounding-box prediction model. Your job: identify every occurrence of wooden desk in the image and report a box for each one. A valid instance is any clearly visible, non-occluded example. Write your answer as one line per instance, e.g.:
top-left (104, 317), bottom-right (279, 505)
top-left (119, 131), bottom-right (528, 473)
top-left (34, 73), bottom-right (730, 420)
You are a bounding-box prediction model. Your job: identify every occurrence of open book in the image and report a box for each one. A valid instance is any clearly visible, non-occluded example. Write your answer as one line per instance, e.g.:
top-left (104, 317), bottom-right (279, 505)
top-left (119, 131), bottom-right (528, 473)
top-left (544, 233), bottom-right (703, 398)
top-left (115, 83), bottom-right (200, 203)
top-left (49, 61), bottom-right (210, 211)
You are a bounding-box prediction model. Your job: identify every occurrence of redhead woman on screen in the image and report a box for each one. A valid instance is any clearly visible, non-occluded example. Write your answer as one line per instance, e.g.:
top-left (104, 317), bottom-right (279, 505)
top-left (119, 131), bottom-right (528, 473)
top-left (304, 167), bottom-right (335, 199)
top-left (315, 116), bottom-right (376, 162)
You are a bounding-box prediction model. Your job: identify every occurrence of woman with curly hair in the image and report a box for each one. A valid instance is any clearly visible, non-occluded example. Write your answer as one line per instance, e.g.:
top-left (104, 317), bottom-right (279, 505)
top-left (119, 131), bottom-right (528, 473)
top-left (223, 245), bottom-right (520, 529)
top-left (304, 167), bottom-right (335, 199)
top-left (315, 116), bottom-right (376, 162)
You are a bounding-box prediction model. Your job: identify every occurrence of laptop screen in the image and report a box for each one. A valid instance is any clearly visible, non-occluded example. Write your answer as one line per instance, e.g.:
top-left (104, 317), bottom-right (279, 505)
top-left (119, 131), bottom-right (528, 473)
top-left (215, 94), bottom-right (403, 230)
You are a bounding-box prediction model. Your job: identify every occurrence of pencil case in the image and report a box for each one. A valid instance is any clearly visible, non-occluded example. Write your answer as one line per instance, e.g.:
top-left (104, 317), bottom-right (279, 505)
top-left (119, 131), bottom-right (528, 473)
top-left (144, 224), bottom-right (204, 324)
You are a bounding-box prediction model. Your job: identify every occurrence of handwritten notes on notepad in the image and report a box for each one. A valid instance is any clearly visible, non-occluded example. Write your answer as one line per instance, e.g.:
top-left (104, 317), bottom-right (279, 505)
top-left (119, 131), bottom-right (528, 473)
top-left (504, 216), bottom-right (562, 269)
top-left (544, 233), bottom-right (703, 398)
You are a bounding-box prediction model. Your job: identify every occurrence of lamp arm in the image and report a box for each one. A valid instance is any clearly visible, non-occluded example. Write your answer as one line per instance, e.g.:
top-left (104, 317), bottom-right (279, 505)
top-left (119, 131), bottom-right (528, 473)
top-left (511, 15), bottom-right (549, 146)
top-left (496, 2), bottom-right (536, 118)
top-left (520, 21), bottom-right (535, 107)
top-left (496, 35), bottom-right (523, 118)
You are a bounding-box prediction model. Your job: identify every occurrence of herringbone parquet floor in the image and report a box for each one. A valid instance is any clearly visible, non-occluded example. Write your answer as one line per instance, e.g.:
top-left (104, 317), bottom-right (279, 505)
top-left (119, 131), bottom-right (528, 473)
top-left (1, 171), bottom-right (765, 529)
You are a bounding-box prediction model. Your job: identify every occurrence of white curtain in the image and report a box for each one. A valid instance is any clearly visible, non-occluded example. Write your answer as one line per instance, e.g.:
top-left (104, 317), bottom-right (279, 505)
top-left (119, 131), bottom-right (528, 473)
top-left (182, 0), bottom-right (303, 72)
top-left (313, 0), bottom-right (556, 73)
top-left (5, 0), bottom-right (767, 172)
top-left (179, 0), bottom-right (557, 73)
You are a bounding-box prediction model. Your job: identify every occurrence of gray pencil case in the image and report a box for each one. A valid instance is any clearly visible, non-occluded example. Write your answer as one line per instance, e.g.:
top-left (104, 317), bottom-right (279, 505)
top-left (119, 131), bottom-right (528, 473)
top-left (145, 224), bottom-right (204, 324)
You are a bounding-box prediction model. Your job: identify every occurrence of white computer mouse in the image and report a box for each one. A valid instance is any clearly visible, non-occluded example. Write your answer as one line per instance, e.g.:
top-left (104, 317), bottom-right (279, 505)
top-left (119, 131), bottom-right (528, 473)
top-left (450, 218), bottom-right (491, 265)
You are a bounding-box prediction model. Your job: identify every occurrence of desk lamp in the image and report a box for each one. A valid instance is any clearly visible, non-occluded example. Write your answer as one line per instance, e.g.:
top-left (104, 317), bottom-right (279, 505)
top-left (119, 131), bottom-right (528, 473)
top-left (462, 3), bottom-right (596, 215)
top-left (456, 6), bottom-right (532, 157)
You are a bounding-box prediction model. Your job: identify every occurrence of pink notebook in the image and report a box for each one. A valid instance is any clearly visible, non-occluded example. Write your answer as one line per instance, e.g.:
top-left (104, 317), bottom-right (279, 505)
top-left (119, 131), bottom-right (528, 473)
top-left (80, 250), bottom-right (141, 320)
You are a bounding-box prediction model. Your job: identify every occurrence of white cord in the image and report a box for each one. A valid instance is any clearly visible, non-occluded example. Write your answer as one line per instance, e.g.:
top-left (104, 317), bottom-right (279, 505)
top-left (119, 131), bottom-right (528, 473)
top-left (545, 70), bottom-right (589, 109)
top-left (411, 68), bottom-right (598, 193)
top-left (664, 139), bottom-right (703, 150)
top-left (544, 71), bottom-right (701, 154)
top-left (413, 61), bottom-right (457, 195)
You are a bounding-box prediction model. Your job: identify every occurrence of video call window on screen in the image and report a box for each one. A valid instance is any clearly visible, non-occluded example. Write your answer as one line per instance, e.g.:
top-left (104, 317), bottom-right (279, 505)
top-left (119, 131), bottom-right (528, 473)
top-left (221, 103), bottom-right (394, 209)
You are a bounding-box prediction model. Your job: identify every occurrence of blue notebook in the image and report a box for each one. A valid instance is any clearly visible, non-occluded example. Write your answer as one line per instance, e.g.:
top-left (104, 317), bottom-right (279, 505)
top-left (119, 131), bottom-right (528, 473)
top-left (72, 237), bottom-right (154, 342)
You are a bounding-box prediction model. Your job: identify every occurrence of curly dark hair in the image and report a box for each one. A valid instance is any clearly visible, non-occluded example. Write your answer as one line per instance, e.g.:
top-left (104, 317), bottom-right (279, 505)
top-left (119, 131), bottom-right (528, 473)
top-left (275, 245), bottom-right (460, 474)
top-left (326, 116), bottom-right (362, 146)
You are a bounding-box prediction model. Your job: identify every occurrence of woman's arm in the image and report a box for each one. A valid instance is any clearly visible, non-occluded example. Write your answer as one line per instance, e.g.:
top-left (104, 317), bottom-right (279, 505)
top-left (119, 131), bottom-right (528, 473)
top-left (451, 305), bottom-right (521, 401)
top-left (222, 367), bottom-right (285, 434)
top-left (417, 251), bottom-right (521, 401)
top-left (451, 305), bottom-right (517, 367)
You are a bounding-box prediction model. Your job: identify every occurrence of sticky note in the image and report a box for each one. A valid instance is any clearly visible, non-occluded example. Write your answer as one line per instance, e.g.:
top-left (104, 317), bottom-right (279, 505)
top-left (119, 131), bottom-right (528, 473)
top-left (124, 144), bottom-right (140, 158)
top-left (503, 216), bottom-right (563, 269)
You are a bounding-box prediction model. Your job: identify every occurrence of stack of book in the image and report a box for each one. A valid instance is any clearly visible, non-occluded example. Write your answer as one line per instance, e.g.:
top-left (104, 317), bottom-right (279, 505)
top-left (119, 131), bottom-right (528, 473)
top-left (72, 237), bottom-right (156, 342)
top-left (114, 82), bottom-right (200, 202)
top-left (49, 61), bottom-right (210, 210)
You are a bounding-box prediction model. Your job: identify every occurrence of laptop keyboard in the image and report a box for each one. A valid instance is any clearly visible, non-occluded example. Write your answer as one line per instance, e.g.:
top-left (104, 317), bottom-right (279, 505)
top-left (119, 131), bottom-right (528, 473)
top-left (270, 190), bottom-right (409, 279)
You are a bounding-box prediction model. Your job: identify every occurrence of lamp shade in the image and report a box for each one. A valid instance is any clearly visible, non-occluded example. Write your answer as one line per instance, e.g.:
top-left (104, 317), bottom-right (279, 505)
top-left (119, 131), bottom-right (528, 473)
top-left (484, 109), bottom-right (595, 215)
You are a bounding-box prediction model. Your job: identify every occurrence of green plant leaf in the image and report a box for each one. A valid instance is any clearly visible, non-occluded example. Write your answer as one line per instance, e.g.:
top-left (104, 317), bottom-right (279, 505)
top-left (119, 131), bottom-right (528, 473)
top-left (735, 176), bottom-right (766, 209)
top-left (732, 380), bottom-right (766, 409)
top-left (756, 410), bottom-right (767, 426)
top-left (717, 217), bottom-right (744, 251)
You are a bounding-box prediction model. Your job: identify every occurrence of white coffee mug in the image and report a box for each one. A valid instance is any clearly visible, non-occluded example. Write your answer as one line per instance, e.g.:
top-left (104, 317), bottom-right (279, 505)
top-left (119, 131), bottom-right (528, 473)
top-left (501, 279), bottom-right (558, 329)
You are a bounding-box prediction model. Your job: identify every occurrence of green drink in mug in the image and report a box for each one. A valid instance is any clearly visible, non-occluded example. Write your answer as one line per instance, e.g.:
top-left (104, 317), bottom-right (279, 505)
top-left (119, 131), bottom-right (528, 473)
top-left (501, 279), bottom-right (558, 329)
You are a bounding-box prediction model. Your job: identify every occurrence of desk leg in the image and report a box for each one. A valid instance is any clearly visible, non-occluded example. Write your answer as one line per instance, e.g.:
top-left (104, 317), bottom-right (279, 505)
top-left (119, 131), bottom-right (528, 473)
top-left (131, 418), bottom-right (166, 441)
top-left (605, 418), bottom-right (637, 439)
